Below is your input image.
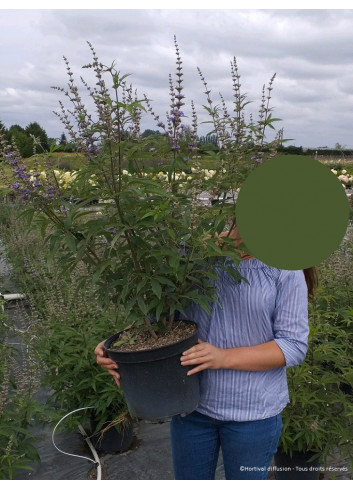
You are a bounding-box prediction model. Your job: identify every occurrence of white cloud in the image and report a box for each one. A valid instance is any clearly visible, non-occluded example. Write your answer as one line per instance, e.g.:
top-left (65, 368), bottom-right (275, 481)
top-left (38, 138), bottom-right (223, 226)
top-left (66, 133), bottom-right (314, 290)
top-left (0, 8), bottom-right (353, 149)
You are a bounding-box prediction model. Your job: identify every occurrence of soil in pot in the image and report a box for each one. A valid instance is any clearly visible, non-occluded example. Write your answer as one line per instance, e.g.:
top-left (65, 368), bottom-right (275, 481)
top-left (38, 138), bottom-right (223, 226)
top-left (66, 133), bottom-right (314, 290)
top-left (111, 320), bottom-right (197, 352)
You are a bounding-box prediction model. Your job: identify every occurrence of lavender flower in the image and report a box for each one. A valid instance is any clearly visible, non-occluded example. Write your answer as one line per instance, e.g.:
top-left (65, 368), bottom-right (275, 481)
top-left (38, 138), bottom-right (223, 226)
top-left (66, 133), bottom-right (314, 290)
top-left (170, 108), bottom-right (184, 117)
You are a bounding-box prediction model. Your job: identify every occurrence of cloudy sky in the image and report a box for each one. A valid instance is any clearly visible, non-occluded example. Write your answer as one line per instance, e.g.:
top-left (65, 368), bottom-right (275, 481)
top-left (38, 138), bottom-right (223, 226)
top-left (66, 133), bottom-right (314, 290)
top-left (1, 5), bottom-right (353, 149)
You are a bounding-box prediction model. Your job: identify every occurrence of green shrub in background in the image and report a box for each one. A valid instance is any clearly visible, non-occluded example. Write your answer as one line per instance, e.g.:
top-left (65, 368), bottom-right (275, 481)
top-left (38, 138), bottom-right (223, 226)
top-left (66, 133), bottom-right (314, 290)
top-left (279, 228), bottom-right (353, 471)
top-left (0, 203), bottom-right (129, 432)
top-left (27, 265), bottom-right (130, 431)
top-left (0, 295), bottom-right (42, 479)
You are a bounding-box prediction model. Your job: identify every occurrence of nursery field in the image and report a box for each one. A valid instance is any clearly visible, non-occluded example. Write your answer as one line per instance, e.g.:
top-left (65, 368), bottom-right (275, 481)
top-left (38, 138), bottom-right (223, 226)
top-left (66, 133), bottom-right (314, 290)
top-left (1, 38), bottom-right (352, 480)
top-left (2, 151), bottom-right (353, 183)
top-left (18, 151), bottom-right (353, 172)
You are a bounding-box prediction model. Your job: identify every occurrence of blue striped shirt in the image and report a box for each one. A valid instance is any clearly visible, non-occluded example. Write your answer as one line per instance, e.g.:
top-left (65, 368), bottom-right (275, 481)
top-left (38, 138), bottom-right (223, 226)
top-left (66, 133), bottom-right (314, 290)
top-left (182, 258), bottom-right (309, 422)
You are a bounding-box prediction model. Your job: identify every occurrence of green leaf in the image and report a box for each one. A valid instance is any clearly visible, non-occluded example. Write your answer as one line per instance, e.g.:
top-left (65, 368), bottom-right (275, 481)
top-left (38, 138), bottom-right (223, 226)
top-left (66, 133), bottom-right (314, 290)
top-left (136, 278), bottom-right (148, 294)
top-left (65, 233), bottom-right (77, 252)
top-left (137, 296), bottom-right (148, 315)
top-left (92, 261), bottom-right (111, 284)
top-left (151, 279), bottom-right (162, 299)
top-left (0, 187), bottom-right (12, 196)
top-left (153, 275), bottom-right (175, 287)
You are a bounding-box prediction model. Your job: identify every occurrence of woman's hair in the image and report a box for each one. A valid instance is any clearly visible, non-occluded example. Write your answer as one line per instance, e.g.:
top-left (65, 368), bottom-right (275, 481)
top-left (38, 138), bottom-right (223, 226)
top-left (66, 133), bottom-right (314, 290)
top-left (303, 267), bottom-right (318, 299)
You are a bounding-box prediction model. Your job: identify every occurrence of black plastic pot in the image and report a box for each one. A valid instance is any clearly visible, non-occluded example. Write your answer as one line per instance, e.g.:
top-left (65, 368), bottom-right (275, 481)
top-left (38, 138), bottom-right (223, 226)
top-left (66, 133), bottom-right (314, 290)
top-left (104, 322), bottom-right (200, 420)
top-left (340, 382), bottom-right (353, 396)
top-left (274, 449), bottom-right (321, 480)
top-left (90, 418), bottom-right (134, 453)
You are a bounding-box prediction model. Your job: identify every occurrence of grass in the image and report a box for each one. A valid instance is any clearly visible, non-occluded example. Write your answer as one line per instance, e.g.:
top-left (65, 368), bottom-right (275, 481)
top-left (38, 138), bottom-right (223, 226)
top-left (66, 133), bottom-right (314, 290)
top-left (25, 152), bottom-right (87, 171)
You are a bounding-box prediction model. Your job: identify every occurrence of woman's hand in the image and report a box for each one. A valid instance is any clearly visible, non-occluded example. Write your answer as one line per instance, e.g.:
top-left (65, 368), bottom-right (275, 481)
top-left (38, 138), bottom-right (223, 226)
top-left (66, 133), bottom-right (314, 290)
top-left (94, 340), bottom-right (121, 387)
top-left (180, 339), bottom-right (226, 376)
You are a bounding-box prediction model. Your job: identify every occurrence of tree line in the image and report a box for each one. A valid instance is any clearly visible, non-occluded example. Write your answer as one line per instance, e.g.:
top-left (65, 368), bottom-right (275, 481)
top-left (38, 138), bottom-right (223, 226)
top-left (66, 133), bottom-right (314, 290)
top-left (0, 122), bottom-right (221, 158)
top-left (0, 121), bottom-right (75, 157)
top-left (277, 144), bottom-right (353, 157)
top-left (0, 120), bottom-right (351, 159)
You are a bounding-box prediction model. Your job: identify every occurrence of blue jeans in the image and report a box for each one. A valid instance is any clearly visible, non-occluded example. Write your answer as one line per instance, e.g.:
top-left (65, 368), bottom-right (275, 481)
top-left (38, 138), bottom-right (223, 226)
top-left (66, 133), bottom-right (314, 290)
top-left (170, 410), bottom-right (282, 480)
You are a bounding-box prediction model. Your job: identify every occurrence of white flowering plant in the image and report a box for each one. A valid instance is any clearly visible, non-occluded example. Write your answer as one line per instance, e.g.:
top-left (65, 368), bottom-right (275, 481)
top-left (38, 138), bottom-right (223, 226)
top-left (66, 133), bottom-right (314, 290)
top-left (330, 167), bottom-right (353, 188)
top-left (0, 39), bottom-right (283, 342)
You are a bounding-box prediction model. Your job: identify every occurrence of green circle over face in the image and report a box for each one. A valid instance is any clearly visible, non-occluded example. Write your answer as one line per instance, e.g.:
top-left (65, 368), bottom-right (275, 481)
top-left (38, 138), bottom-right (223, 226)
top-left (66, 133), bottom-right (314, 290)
top-left (235, 155), bottom-right (350, 270)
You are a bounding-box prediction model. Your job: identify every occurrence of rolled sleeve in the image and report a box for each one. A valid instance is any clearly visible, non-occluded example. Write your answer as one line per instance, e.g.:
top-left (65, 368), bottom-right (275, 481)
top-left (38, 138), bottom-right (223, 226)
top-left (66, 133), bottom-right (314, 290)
top-left (272, 269), bottom-right (309, 367)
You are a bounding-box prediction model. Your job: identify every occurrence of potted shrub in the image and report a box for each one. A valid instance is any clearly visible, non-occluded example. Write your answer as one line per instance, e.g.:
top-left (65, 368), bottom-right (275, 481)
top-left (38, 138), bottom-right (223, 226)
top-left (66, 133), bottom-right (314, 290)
top-left (36, 301), bottom-right (134, 453)
top-left (0, 39), bottom-right (283, 420)
top-left (275, 254), bottom-right (353, 480)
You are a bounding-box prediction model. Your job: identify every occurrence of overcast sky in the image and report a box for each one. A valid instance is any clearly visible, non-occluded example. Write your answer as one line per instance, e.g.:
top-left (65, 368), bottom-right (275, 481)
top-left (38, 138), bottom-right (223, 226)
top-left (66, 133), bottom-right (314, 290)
top-left (1, 6), bottom-right (353, 149)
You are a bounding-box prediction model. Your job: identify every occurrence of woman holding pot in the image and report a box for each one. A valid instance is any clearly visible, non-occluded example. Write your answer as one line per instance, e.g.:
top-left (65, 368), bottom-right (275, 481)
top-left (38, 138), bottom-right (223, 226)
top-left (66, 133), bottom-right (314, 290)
top-left (94, 228), bottom-right (316, 480)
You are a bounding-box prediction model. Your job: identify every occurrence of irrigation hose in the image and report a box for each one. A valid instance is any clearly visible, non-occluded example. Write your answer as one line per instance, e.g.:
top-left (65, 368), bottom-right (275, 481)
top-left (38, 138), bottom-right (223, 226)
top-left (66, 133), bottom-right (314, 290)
top-left (78, 424), bottom-right (102, 481)
top-left (52, 406), bottom-right (102, 480)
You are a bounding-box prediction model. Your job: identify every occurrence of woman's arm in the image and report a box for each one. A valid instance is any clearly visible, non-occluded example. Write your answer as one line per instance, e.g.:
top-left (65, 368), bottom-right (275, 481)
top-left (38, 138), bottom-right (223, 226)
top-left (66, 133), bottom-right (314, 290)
top-left (180, 339), bottom-right (286, 376)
